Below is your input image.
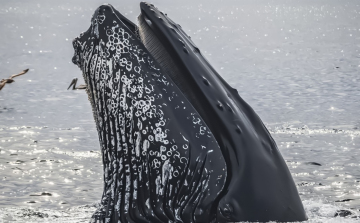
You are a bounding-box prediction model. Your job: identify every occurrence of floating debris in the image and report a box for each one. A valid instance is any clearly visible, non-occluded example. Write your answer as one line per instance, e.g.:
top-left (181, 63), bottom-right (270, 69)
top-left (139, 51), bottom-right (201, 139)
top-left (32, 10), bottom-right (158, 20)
top-left (30, 192), bottom-right (52, 197)
top-left (305, 162), bottom-right (322, 166)
top-left (335, 199), bottom-right (354, 203)
top-left (334, 210), bottom-right (353, 217)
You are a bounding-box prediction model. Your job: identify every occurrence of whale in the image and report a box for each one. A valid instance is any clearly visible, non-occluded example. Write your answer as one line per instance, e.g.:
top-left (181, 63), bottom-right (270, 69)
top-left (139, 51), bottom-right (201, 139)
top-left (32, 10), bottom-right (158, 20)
top-left (72, 3), bottom-right (307, 222)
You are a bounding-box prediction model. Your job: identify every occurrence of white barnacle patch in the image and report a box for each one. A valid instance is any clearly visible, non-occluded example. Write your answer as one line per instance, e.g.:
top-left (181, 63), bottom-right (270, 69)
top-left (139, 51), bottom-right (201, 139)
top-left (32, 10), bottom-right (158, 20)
top-left (192, 116), bottom-right (201, 125)
top-left (199, 126), bottom-right (207, 135)
top-left (145, 198), bottom-right (150, 209)
top-left (153, 159), bottom-right (161, 169)
top-left (148, 135), bottom-right (154, 141)
top-left (162, 159), bottom-right (172, 181)
top-left (134, 132), bottom-right (141, 157)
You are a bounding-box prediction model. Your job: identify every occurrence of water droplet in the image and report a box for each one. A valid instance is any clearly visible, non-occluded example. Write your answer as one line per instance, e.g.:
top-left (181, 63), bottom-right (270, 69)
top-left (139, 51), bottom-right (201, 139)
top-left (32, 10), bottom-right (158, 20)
top-left (226, 103), bottom-right (233, 112)
top-left (179, 39), bottom-right (185, 46)
top-left (236, 125), bottom-right (242, 134)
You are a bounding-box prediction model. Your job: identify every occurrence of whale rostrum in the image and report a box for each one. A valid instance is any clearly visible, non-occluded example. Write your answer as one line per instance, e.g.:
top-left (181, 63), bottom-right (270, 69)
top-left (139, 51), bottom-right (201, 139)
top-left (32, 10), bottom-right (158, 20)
top-left (72, 3), bottom-right (307, 222)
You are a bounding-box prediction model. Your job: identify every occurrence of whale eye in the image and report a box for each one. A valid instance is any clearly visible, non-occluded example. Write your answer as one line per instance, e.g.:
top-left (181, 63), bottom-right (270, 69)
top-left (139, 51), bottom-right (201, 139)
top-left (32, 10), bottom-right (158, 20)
top-left (183, 48), bottom-right (188, 54)
top-left (220, 203), bottom-right (234, 219)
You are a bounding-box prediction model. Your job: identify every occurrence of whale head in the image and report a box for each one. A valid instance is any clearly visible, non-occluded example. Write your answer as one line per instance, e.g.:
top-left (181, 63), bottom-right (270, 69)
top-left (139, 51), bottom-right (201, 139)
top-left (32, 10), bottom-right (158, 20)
top-left (72, 3), bottom-right (307, 222)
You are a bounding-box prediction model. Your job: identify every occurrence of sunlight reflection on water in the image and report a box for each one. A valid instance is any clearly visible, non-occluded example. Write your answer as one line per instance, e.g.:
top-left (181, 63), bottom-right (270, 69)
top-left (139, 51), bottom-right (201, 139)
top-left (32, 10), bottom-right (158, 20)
top-left (0, 0), bottom-right (359, 221)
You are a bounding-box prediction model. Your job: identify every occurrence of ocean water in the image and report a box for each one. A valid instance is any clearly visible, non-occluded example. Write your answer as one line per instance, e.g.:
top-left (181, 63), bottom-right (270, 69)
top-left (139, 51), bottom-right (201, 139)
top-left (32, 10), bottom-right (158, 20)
top-left (0, 0), bottom-right (359, 222)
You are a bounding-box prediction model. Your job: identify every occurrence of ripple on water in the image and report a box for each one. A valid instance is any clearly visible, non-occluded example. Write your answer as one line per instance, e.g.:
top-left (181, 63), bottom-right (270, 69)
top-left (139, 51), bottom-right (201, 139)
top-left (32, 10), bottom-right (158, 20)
top-left (0, 0), bottom-right (360, 221)
top-left (272, 124), bottom-right (360, 208)
top-left (0, 125), bottom-right (102, 209)
top-left (0, 200), bottom-right (359, 223)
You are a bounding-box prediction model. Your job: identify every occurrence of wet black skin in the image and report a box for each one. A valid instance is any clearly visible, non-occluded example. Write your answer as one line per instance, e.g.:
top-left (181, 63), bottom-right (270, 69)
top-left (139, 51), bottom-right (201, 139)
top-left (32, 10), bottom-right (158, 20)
top-left (73, 2), bottom-right (307, 222)
top-left (138, 2), bottom-right (307, 222)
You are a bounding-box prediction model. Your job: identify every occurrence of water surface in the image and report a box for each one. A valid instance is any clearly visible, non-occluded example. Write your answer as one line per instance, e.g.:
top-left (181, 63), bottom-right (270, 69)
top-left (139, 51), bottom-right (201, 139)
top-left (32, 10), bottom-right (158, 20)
top-left (0, 0), bottom-right (359, 221)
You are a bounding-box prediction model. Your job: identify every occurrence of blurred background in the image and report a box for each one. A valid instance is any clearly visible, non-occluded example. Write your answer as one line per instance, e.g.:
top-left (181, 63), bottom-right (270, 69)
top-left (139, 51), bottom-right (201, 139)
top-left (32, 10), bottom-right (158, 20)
top-left (0, 0), bottom-right (359, 222)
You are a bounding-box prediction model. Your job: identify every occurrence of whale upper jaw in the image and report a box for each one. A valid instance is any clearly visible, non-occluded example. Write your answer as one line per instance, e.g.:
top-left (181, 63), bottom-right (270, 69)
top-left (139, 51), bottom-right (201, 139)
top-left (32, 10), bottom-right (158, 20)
top-left (138, 2), bottom-right (307, 222)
